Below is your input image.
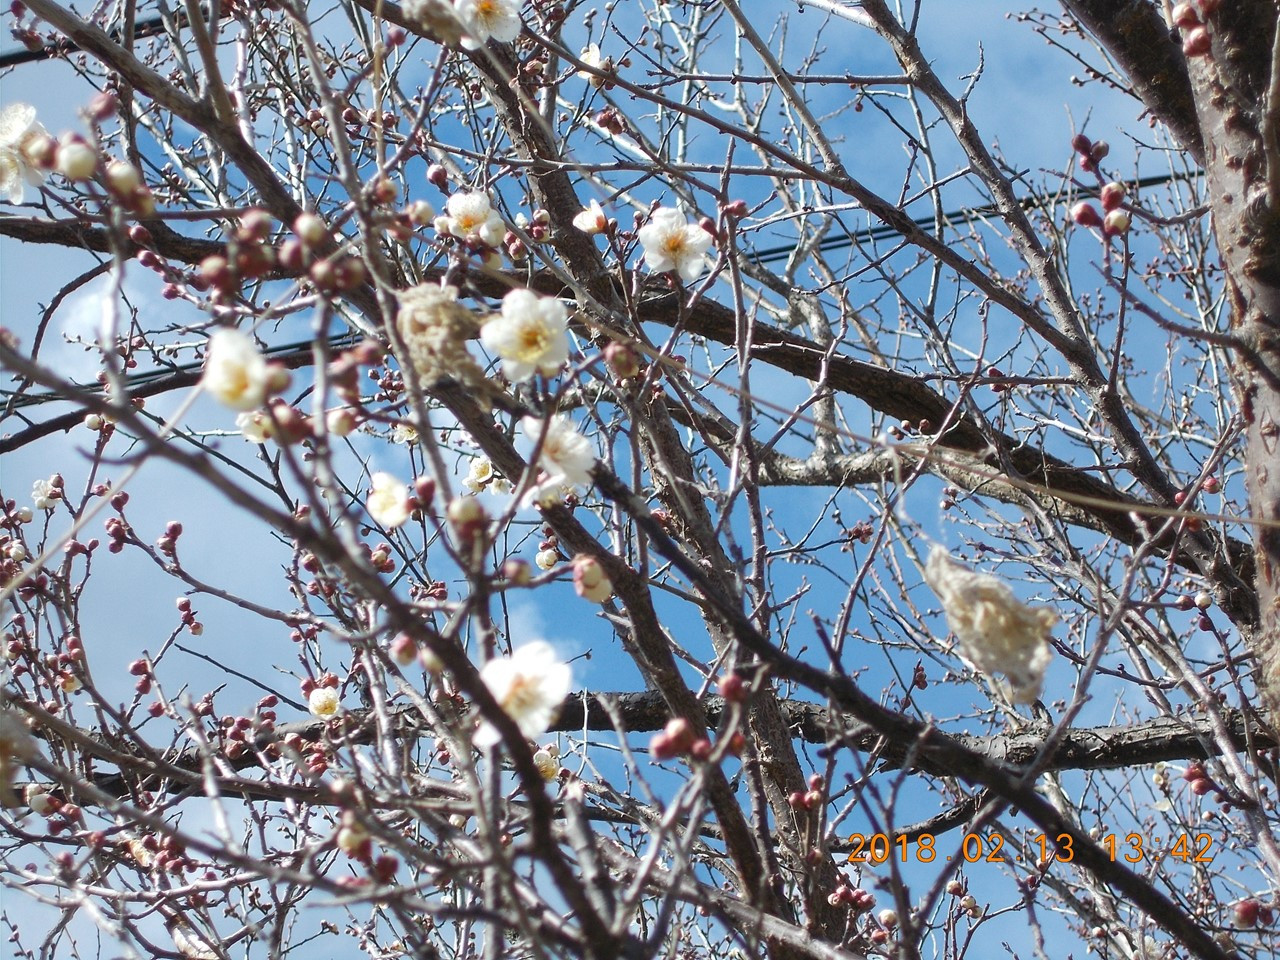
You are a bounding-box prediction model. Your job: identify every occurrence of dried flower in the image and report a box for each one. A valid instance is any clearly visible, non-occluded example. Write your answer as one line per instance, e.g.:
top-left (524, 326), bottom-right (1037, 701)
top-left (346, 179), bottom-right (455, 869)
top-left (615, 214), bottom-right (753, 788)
top-left (367, 472), bottom-right (412, 529)
top-left (394, 282), bottom-right (484, 386)
top-left (923, 547), bottom-right (1056, 704)
top-left (638, 207), bottom-right (714, 283)
top-left (480, 289), bottom-right (570, 383)
top-left (532, 748), bottom-right (559, 781)
top-left (308, 687), bottom-right (341, 719)
top-left (474, 641), bottom-right (572, 747)
top-left (203, 328), bottom-right (271, 411)
top-left (0, 103), bottom-right (52, 203)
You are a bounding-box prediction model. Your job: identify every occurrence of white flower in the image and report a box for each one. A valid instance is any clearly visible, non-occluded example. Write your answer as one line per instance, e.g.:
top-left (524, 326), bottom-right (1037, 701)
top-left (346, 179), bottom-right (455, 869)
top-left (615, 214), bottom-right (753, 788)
top-left (572, 199), bottom-right (607, 235)
top-left (31, 478), bottom-right (58, 511)
top-left (437, 191), bottom-right (505, 245)
top-left (236, 410), bottom-right (274, 443)
top-left (0, 103), bottom-right (51, 203)
top-left (923, 547), bottom-right (1057, 704)
top-left (463, 456), bottom-right (497, 494)
top-left (392, 422), bottom-right (419, 445)
top-left (367, 472), bottom-right (412, 529)
top-left (535, 548), bottom-right (559, 570)
top-left (308, 687), bottom-right (341, 718)
top-left (453, 0), bottom-right (522, 49)
top-left (520, 415), bottom-right (596, 504)
top-left (474, 640), bottom-right (572, 747)
top-left (578, 44), bottom-right (610, 87)
top-left (638, 207), bottom-right (714, 283)
top-left (203, 328), bottom-right (271, 411)
top-left (480, 289), bottom-right (570, 382)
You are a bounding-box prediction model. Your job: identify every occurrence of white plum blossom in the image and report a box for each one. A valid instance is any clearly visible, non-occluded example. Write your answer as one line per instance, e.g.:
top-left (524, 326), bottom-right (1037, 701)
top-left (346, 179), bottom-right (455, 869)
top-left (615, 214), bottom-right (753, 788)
top-left (203, 328), bottom-right (271, 411)
top-left (474, 640), bottom-right (572, 748)
top-left (462, 455), bottom-right (497, 494)
top-left (308, 687), bottom-right (341, 718)
top-left (0, 103), bottom-right (51, 203)
top-left (435, 191), bottom-right (506, 246)
top-left (923, 547), bottom-right (1057, 704)
top-left (392, 422), bottom-right (419, 445)
top-left (638, 207), bottom-right (714, 283)
top-left (31, 478), bottom-right (58, 511)
top-left (236, 410), bottom-right (274, 443)
top-left (535, 548), bottom-right (559, 570)
top-left (520, 415), bottom-right (596, 505)
top-left (572, 199), bottom-right (607, 235)
top-left (367, 472), bottom-right (412, 529)
top-left (577, 44), bottom-right (610, 88)
top-left (480, 289), bottom-right (570, 383)
top-left (453, 0), bottom-right (522, 49)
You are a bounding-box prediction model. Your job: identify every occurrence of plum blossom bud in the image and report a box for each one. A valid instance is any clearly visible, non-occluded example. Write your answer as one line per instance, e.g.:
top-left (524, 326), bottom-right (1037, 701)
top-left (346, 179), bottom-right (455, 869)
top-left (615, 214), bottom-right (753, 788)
top-left (293, 213), bottom-right (327, 248)
top-left (503, 558), bottom-right (532, 585)
top-left (104, 161), bottom-right (141, 195)
top-left (1070, 202), bottom-right (1102, 229)
top-left (1103, 210), bottom-right (1131, 236)
top-left (390, 633), bottom-right (417, 666)
top-left (877, 909), bottom-right (898, 929)
top-left (535, 548), bottom-right (559, 570)
top-left (325, 408), bottom-right (358, 437)
top-left (604, 341), bottom-right (641, 379)
top-left (572, 554), bottom-right (613, 603)
top-left (407, 199), bottom-right (435, 225)
top-left (572, 199), bottom-right (607, 235)
top-left (1194, 590), bottom-right (1213, 610)
top-left (1100, 181), bottom-right (1127, 211)
top-left (419, 645), bottom-right (443, 674)
top-left (1183, 26), bottom-right (1211, 56)
top-left (446, 496), bottom-right (487, 539)
top-left (55, 137), bottom-right (97, 180)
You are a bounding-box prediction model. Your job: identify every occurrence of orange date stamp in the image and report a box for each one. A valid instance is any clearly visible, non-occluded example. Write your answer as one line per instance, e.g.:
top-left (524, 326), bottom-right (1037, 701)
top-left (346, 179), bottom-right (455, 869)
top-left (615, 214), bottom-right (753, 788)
top-left (845, 831), bottom-right (1216, 865)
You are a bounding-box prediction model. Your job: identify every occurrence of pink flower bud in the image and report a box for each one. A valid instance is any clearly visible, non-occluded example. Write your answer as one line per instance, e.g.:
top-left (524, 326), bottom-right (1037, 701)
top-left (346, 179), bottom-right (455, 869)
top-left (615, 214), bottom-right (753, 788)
top-left (1183, 26), bottom-right (1211, 57)
top-left (1071, 202), bottom-right (1102, 228)
top-left (1100, 181), bottom-right (1127, 211)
